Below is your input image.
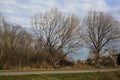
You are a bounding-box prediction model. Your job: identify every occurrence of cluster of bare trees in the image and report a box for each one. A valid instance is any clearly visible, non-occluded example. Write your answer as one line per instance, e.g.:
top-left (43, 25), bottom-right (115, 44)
top-left (0, 16), bottom-right (33, 69)
top-left (0, 9), bottom-right (120, 69)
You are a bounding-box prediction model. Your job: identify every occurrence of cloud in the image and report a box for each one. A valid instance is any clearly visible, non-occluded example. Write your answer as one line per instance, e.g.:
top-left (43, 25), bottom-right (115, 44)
top-left (7, 15), bottom-right (30, 27)
top-left (0, 0), bottom-right (119, 28)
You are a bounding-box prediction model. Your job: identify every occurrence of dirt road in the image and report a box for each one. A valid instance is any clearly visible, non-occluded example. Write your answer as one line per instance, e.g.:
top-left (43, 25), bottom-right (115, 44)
top-left (0, 69), bottom-right (120, 75)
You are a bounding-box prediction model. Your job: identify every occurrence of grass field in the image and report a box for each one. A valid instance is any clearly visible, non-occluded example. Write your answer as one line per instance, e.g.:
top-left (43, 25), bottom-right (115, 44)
top-left (0, 71), bottom-right (120, 80)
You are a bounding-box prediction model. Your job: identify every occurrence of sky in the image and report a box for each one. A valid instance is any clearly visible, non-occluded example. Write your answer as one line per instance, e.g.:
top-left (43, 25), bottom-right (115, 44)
top-left (0, 0), bottom-right (120, 60)
top-left (0, 0), bottom-right (120, 28)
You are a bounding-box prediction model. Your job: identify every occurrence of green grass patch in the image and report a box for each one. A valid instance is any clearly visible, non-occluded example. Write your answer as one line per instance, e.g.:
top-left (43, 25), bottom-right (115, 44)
top-left (0, 71), bottom-right (120, 80)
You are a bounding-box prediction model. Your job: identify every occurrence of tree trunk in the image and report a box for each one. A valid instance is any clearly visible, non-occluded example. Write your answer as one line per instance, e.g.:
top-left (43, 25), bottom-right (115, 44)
top-left (49, 50), bottom-right (60, 69)
top-left (51, 58), bottom-right (59, 69)
top-left (54, 62), bottom-right (60, 69)
top-left (95, 50), bottom-right (100, 68)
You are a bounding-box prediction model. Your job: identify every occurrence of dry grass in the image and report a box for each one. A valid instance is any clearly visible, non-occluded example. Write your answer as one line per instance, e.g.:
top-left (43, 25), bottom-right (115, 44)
top-left (0, 65), bottom-right (120, 72)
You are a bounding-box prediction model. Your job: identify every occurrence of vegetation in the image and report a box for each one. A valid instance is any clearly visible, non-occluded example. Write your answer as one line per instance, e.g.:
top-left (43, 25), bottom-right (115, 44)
top-left (0, 71), bottom-right (120, 80)
top-left (32, 9), bottom-right (81, 68)
top-left (81, 11), bottom-right (120, 67)
top-left (0, 9), bottom-right (120, 69)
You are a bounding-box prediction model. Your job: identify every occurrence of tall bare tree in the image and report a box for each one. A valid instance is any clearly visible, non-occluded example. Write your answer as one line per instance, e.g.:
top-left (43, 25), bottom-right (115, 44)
top-left (82, 11), bottom-right (120, 67)
top-left (32, 9), bottom-right (82, 68)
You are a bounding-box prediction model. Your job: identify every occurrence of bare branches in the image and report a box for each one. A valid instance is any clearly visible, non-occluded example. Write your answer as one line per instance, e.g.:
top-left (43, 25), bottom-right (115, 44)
top-left (82, 11), bottom-right (120, 67)
top-left (32, 9), bottom-right (82, 68)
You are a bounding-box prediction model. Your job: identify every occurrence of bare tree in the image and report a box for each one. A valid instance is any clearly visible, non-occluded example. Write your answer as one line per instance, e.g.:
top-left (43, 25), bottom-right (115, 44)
top-left (82, 11), bottom-right (120, 67)
top-left (0, 17), bottom-right (21, 68)
top-left (32, 9), bottom-right (82, 68)
top-left (0, 15), bottom-right (34, 69)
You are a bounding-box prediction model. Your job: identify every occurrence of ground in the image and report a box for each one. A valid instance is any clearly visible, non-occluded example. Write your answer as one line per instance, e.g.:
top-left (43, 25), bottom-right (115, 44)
top-left (0, 71), bottom-right (120, 80)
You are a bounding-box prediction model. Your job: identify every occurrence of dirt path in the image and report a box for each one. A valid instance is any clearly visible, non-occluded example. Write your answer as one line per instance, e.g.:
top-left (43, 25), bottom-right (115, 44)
top-left (0, 68), bottom-right (120, 75)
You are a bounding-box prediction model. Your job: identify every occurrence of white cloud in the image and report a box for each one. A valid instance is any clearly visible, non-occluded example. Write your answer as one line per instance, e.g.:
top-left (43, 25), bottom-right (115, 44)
top-left (0, 0), bottom-right (119, 28)
top-left (8, 16), bottom-right (30, 27)
top-left (53, 0), bottom-right (109, 19)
